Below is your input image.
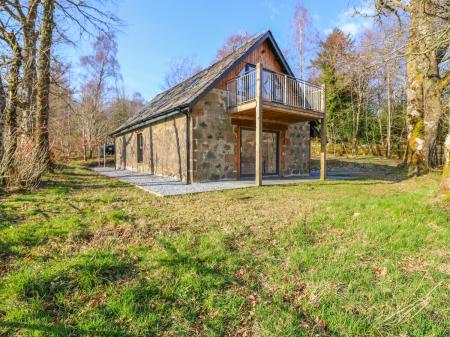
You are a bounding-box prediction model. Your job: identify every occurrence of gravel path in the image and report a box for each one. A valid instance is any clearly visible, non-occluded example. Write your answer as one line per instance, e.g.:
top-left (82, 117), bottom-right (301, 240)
top-left (91, 167), bottom-right (333, 196)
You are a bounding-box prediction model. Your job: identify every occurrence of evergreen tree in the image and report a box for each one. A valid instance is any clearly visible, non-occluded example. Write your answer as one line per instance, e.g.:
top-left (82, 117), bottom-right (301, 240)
top-left (311, 29), bottom-right (353, 149)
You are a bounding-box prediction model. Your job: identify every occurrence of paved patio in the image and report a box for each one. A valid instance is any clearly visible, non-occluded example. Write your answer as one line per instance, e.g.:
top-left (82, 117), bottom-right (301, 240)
top-left (92, 167), bottom-right (353, 196)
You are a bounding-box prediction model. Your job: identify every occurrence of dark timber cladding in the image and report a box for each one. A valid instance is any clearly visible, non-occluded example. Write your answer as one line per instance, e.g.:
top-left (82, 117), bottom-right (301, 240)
top-left (112, 30), bottom-right (326, 184)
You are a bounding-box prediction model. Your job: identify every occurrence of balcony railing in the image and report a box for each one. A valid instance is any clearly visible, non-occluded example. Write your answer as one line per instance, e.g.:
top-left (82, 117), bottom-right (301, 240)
top-left (226, 69), bottom-right (324, 113)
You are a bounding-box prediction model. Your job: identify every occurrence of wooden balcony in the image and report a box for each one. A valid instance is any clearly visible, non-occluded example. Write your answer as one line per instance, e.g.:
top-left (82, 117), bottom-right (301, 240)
top-left (226, 69), bottom-right (325, 124)
top-left (226, 63), bottom-right (327, 186)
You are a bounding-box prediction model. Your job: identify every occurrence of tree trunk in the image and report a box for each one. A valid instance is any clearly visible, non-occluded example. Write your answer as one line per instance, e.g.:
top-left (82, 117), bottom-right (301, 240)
top-left (404, 0), bottom-right (444, 175)
top-left (0, 73), bottom-right (6, 160)
top-left (82, 125), bottom-right (87, 161)
top-left (0, 33), bottom-right (22, 182)
top-left (299, 30), bottom-right (303, 80)
top-left (378, 113), bottom-right (384, 147)
top-left (35, 0), bottom-right (55, 169)
top-left (386, 65), bottom-right (392, 158)
top-left (440, 132), bottom-right (450, 196)
top-left (22, 1), bottom-right (38, 135)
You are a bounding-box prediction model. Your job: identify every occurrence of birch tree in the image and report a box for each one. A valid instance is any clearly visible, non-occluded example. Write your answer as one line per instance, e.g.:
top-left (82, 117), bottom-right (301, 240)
top-left (78, 32), bottom-right (120, 160)
top-left (291, 1), bottom-right (316, 79)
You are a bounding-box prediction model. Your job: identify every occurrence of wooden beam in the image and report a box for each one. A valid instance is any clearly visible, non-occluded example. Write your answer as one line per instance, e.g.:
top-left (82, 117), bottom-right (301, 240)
top-left (228, 100), bottom-right (257, 114)
top-left (255, 63), bottom-right (263, 186)
top-left (263, 101), bottom-right (324, 119)
top-left (236, 126), bottom-right (241, 179)
top-left (231, 119), bottom-right (288, 131)
top-left (320, 84), bottom-right (326, 181)
top-left (230, 114), bottom-right (290, 125)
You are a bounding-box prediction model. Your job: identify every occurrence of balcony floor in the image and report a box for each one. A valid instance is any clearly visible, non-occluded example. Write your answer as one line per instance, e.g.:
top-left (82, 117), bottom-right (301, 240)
top-left (228, 100), bottom-right (324, 125)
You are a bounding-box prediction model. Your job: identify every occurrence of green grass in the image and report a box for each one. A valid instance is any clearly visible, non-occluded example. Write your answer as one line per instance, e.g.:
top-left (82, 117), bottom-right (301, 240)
top-left (0, 158), bottom-right (448, 336)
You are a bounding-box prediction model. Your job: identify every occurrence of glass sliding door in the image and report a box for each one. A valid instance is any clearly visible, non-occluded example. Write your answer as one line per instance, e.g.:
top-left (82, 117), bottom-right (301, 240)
top-left (240, 128), bottom-right (279, 177)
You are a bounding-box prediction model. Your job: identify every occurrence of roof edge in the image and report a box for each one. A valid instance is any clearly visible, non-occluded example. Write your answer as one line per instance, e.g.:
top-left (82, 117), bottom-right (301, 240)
top-left (188, 30), bottom-right (294, 109)
top-left (112, 30), bottom-right (295, 135)
top-left (110, 107), bottom-right (188, 137)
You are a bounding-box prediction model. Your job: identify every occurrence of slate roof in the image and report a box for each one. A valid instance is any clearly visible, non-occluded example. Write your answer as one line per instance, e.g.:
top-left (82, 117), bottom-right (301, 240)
top-left (112, 30), bottom-right (293, 136)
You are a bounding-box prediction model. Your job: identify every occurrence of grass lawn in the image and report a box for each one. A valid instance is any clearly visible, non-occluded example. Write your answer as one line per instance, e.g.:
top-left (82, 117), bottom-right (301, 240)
top-left (0, 157), bottom-right (448, 336)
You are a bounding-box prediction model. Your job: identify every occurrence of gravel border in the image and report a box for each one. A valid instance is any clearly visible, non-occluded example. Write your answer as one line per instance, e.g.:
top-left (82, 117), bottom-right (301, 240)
top-left (91, 167), bottom-right (331, 196)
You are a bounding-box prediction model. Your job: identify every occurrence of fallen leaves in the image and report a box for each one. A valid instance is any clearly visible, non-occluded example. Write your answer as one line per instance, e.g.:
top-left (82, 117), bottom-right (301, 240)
top-left (373, 267), bottom-right (388, 277)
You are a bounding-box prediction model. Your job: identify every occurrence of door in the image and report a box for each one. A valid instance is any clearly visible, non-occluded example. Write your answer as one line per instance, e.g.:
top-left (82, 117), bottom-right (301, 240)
top-left (240, 128), bottom-right (279, 177)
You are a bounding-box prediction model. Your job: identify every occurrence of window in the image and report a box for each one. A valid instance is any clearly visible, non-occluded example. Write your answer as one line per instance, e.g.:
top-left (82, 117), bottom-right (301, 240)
top-left (238, 63), bottom-right (255, 76)
top-left (137, 133), bottom-right (143, 163)
top-left (237, 63), bottom-right (256, 102)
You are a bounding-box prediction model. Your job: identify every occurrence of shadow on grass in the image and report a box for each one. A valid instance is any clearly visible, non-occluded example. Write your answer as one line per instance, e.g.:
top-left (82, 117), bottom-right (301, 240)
top-left (0, 321), bottom-right (134, 337)
top-left (0, 203), bottom-right (23, 231)
top-left (156, 240), bottom-right (234, 284)
top-left (311, 158), bottom-right (408, 183)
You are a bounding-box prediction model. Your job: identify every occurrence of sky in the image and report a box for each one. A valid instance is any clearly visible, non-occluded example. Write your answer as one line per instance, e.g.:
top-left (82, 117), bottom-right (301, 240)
top-left (62, 0), bottom-right (373, 101)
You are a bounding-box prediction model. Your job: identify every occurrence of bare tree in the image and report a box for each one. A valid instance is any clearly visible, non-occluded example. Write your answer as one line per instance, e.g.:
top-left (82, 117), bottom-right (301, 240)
top-left (359, 21), bottom-right (407, 157)
top-left (0, 20), bottom-right (22, 182)
top-left (77, 32), bottom-right (120, 160)
top-left (375, 0), bottom-right (450, 175)
top-left (162, 56), bottom-right (202, 90)
top-left (0, 0), bottom-right (120, 186)
top-left (2, 0), bottom-right (40, 134)
top-left (34, 0), bottom-right (55, 170)
top-left (214, 31), bottom-right (255, 61)
top-left (291, 1), bottom-right (315, 79)
top-left (108, 90), bottom-right (145, 130)
top-left (0, 72), bottom-right (5, 159)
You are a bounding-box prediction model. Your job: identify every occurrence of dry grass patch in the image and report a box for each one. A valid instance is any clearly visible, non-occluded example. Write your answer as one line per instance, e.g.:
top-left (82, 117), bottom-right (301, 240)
top-left (0, 158), bottom-right (448, 336)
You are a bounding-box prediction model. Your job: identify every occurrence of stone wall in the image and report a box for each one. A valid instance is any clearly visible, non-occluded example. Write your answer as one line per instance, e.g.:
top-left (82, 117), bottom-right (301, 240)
top-left (190, 89), bottom-right (238, 182)
top-left (114, 114), bottom-right (187, 181)
top-left (115, 132), bottom-right (135, 171)
top-left (282, 122), bottom-right (310, 176)
top-left (114, 89), bottom-right (311, 182)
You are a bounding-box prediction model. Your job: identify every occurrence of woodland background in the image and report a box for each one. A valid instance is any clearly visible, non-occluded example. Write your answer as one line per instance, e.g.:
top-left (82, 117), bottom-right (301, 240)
top-left (0, 0), bottom-right (448, 190)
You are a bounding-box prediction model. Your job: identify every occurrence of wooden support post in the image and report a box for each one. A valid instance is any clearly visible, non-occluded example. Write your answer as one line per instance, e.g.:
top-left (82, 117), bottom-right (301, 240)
top-left (236, 126), bottom-right (241, 179)
top-left (320, 84), bottom-right (326, 181)
top-left (255, 63), bottom-right (263, 186)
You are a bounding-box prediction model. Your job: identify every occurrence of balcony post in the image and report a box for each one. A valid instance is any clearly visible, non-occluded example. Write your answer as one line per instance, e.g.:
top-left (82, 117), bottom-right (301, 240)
top-left (284, 75), bottom-right (288, 105)
top-left (255, 63), bottom-right (263, 186)
top-left (320, 84), bottom-right (327, 181)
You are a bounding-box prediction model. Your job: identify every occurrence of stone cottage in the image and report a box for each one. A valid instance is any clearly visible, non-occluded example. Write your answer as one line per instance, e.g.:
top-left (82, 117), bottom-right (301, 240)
top-left (111, 31), bottom-right (326, 185)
